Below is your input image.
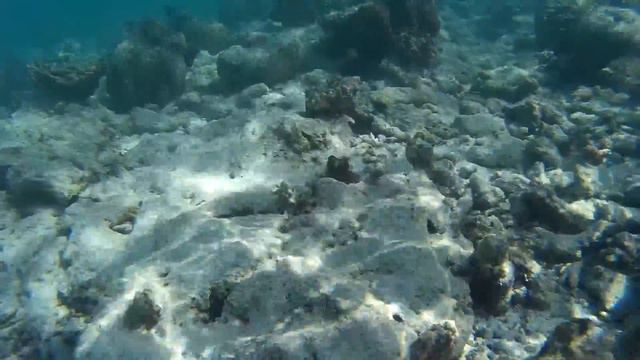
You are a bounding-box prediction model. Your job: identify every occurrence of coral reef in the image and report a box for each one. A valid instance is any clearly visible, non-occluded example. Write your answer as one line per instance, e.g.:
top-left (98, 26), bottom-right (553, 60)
top-left (3, 1), bottom-right (640, 359)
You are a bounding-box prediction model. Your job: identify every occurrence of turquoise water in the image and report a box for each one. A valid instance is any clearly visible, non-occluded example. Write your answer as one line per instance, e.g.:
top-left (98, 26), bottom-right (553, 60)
top-left (0, 1), bottom-right (218, 60)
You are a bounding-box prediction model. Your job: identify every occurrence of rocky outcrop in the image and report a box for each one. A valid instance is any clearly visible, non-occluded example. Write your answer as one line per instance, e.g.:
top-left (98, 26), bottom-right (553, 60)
top-left (28, 59), bottom-right (105, 101)
top-left (106, 41), bottom-right (187, 112)
top-left (105, 19), bottom-right (188, 112)
top-left (320, 0), bottom-right (440, 73)
top-left (320, 3), bottom-right (395, 74)
top-left (535, 0), bottom-right (640, 81)
top-left (165, 7), bottom-right (234, 64)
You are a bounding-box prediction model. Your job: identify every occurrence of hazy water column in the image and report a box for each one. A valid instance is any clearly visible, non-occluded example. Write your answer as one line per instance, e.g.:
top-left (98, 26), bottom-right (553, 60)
top-left (0, 0), bottom-right (221, 61)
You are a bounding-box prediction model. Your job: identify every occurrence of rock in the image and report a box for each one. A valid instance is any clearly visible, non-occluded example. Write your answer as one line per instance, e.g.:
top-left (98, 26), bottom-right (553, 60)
top-left (57, 279), bottom-right (106, 319)
top-left (236, 83), bottom-right (270, 108)
top-left (106, 205), bottom-right (140, 235)
top-left (224, 269), bottom-right (337, 325)
top-left (216, 45), bottom-right (270, 92)
top-left (569, 111), bottom-right (598, 126)
top-left (28, 58), bottom-right (105, 101)
top-left (405, 132), bottom-right (436, 170)
top-left (458, 99), bottom-right (486, 115)
top-left (468, 233), bottom-right (514, 315)
top-left (392, 31), bottom-right (438, 67)
top-left (320, 3), bottom-right (394, 74)
top-left (210, 187), bottom-right (281, 218)
top-left (610, 133), bottom-right (640, 158)
top-left (528, 228), bottom-right (582, 265)
top-left (525, 137), bottom-right (562, 169)
top-left (320, 0), bottom-right (440, 71)
top-left (384, 0), bottom-right (440, 66)
top-left (461, 212), bottom-right (506, 245)
top-left (492, 170), bottom-right (531, 196)
top-left (273, 182), bottom-right (316, 216)
top-left (429, 159), bottom-right (464, 198)
top-left (504, 98), bottom-right (543, 132)
top-left (453, 113), bottom-right (507, 137)
top-left (601, 56), bottom-right (640, 100)
top-left (205, 281), bottom-right (235, 322)
top-left (314, 177), bottom-right (366, 209)
top-left (274, 117), bottom-right (329, 154)
top-left (410, 322), bottom-right (464, 360)
top-left (5, 161), bottom-right (84, 215)
top-left (512, 187), bottom-right (588, 234)
top-left (580, 264), bottom-right (627, 312)
top-left (623, 182), bottom-right (640, 208)
top-left (384, 0), bottom-right (439, 36)
top-left (536, 2), bottom-right (640, 81)
top-left (326, 156), bottom-right (360, 184)
top-left (106, 41), bottom-right (187, 113)
top-left (130, 107), bottom-right (185, 134)
top-left (469, 173), bottom-right (506, 211)
top-left (369, 86), bottom-right (431, 109)
top-left (165, 8), bottom-right (233, 63)
top-left (122, 290), bottom-right (161, 331)
top-left (305, 76), bottom-right (374, 133)
top-left (471, 66), bottom-right (539, 102)
top-left (590, 231), bottom-right (638, 274)
top-left (185, 51), bottom-right (219, 91)
top-left (217, 43), bottom-right (306, 92)
top-left (536, 319), bottom-right (615, 359)
top-left (466, 135), bottom-right (525, 169)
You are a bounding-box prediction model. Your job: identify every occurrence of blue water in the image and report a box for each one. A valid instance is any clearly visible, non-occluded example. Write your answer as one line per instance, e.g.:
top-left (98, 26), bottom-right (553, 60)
top-left (0, 0), bottom-right (219, 62)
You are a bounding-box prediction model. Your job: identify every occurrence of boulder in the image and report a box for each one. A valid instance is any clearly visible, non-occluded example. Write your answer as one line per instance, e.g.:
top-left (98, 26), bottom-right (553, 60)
top-left (216, 45), bottom-right (270, 92)
top-left (320, 0), bottom-right (440, 72)
top-left (217, 42), bottom-right (307, 92)
top-left (601, 56), bottom-right (640, 99)
top-left (453, 113), bottom-right (507, 137)
top-left (471, 66), bottom-right (539, 102)
top-left (511, 187), bottom-right (589, 234)
top-left (320, 3), bottom-right (394, 74)
top-left (410, 323), bottom-right (464, 360)
top-left (165, 7), bottom-right (234, 63)
top-left (106, 41), bottom-right (187, 113)
top-left (537, 319), bottom-right (616, 359)
top-left (384, 0), bottom-right (440, 36)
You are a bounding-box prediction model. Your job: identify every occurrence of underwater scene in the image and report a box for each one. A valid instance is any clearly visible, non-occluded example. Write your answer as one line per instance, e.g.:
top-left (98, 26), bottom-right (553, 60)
top-left (1, 0), bottom-right (640, 358)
